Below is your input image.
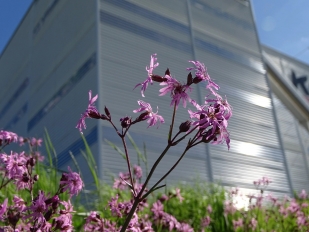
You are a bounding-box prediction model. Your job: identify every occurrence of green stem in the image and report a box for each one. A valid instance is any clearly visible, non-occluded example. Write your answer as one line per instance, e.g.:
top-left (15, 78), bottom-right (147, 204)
top-left (168, 103), bottom-right (177, 142)
top-left (120, 143), bottom-right (171, 231)
top-left (142, 146), bottom-right (190, 200)
top-left (121, 137), bottom-right (135, 196)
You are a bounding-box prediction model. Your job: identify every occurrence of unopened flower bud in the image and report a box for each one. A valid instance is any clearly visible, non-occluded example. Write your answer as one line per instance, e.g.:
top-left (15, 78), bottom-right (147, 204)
top-left (193, 76), bottom-right (203, 84)
top-left (187, 72), bottom-right (193, 85)
top-left (120, 117), bottom-right (131, 128)
top-left (100, 114), bottom-right (109, 120)
top-left (29, 157), bottom-right (35, 167)
top-left (159, 194), bottom-right (169, 202)
top-left (44, 209), bottom-right (53, 221)
top-left (137, 112), bottom-right (149, 122)
top-left (165, 68), bottom-right (170, 76)
top-left (88, 111), bottom-right (101, 119)
top-left (104, 106), bottom-right (111, 118)
top-left (179, 120), bottom-right (191, 133)
top-left (33, 174), bottom-right (39, 182)
top-left (8, 212), bottom-right (20, 228)
top-left (152, 75), bottom-right (167, 83)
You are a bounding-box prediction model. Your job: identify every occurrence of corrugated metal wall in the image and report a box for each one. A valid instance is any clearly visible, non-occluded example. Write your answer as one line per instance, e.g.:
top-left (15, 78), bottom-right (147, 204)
top-left (0, 0), bottom-right (100, 186)
top-left (98, 0), bottom-right (292, 194)
top-left (272, 94), bottom-right (309, 192)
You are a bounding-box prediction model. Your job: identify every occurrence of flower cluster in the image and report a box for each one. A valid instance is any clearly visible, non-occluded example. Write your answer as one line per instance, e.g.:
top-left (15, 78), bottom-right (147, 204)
top-left (135, 54), bottom-right (232, 148)
top-left (0, 130), bottom-right (84, 231)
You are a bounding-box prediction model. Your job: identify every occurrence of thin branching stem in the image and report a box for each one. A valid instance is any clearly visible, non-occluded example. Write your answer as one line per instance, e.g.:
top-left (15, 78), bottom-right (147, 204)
top-left (168, 103), bottom-right (177, 142)
top-left (121, 136), bottom-right (136, 196)
top-left (142, 146), bottom-right (190, 200)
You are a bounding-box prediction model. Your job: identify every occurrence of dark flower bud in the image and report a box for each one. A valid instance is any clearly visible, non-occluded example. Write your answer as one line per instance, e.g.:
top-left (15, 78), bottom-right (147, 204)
top-left (101, 114), bottom-right (109, 120)
top-left (8, 212), bottom-right (20, 228)
top-left (104, 106), bottom-right (111, 118)
top-left (33, 174), bottom-right (39, 182)
top-left (22, 173), bottom-right (30, 183)
top-left (165, 68), bottom-right (170, 76)
top-left (193, 76), bottom-right (203, 84)
top-left (159, 194), bottom-right (169, 202)
top-left (29, 157), bottom-right (35, 167)
top-left (152, 75), bottom-right (167, 83)
top-left (120, 116), bottom-right (131, 128)
top-left (88, 111), bottom-right (101, 119)
top-left (44, 209), bottom-right (53, 221)
top-left (137, 112), bottom-right (149, 122)
top-left (187, 72), bottom-right (193, 85)
top-left (179, 120), bottom-right (191, 133)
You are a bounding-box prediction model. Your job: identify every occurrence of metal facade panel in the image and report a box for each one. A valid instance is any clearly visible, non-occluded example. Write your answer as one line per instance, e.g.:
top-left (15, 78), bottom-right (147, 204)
top-left (0, 1), bottom-right (99, 172)
top-left (98, 0), bottom-right (210, 184)
top-left (188, 1), bottom-right (290, 193)
top-left (273, 94), bottom-right (309, 192)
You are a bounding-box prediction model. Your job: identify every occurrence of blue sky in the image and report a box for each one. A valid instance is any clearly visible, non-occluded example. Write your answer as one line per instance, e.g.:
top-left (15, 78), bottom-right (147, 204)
top-left (1, 0), bottom-right (309, 64)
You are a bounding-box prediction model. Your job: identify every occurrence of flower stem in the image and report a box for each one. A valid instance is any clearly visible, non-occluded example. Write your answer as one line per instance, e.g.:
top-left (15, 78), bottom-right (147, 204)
top-left (120, 143), bottom-right (171, 231)
top-left (142, 146), bottom-right (190, 200)
top-left (121, 137), bottom-right (135, 196)
top-left (168, 103), bottom-right (177, 143)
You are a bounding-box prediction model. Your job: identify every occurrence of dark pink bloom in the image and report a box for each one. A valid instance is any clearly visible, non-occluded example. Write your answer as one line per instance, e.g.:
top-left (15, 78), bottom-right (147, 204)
top-left (250, 218), bottom-right (258, 230)
top-left (175, 188), bottom-right (184, 203)
top-left (53, 200), bottom-right (74, 231)
top-left (0, 198), bottom-right (8, 221)
top-left (233, 218), bottom-right (243, 230)
top-left (201, 215), bottom-right (211, 227)
top-left (135, 54), bottom-right (159, 97)
top-left (60, 166), bottom-right (84, 197)
top-left (13, 196), bottom-right (26, 211)
top-left (187, 61), bottom-right (219, 92)
top-left (133, 165), bottom-right (143, 179)
top-left (108, 195), bottom-right (123, 217)
top-left (113, 171), bottom-right (130, 190)
top-left (0, 130), bottom-right (18, 146)
top-left (133, 100), bottom-right (164, 128)
top-left (159, 75), bottom-right (192, 108)
top-left (2, 151), bottom-right (27, 179)
top-left (178, 223), bottom-right (194, 232)
top-left (24, 191), bottom-right (47, 224)
top-left (30, 137), bottom-right (43, 147)
top-left (299, 189), bottom-right (307, 199)
top-left (76, 90), bottom-right (99, 134)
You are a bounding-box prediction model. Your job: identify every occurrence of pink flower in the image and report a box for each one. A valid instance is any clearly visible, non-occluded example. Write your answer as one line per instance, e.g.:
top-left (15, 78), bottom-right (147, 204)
top-left (299, 190), bottom-right (307, 200)
top-left (201, 215), bottom-right (211, 227)
top-left (135, 54), bottom-right (159, 97)
top-left (133, 165), bottom-right (143, 179)
top-left (60, 166), bottom-right (84, 197)
top-left (159, 75), bottom-right (192, 108)
top-left (0, 130), bottom-right (18, 146)
top-left (250, 218), bottom-right (258, 230)
top-left (187, 61), bottom-right (219, 93)
top-left (2, 151), bottom-right (27, 179)
top-left (175, 188), bottom-right (184, 203)
top-left (0, 198), bottom-right (8, 221)
top-left (30, 137), bottom-right (43, 147)
top-left (53, 200), bottom-right (74, 231)
top-left (24, 191), bottom-right (47, 224)
top-left (13, 196), bottom-right (26, 211)
top-left (133, 100), bottom-right (164, 128)
top-left (76, 90), bottom-right (100, 134)
top-left (233, 218), bottom-right (243, 230)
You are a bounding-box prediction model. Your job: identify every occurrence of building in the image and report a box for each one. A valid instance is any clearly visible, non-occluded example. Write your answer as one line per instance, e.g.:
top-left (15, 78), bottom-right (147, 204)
top-left (0, 0), bottom-right (308, 196)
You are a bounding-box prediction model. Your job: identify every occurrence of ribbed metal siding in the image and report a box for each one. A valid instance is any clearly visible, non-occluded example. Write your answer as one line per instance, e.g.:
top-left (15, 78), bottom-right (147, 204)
top-left (0, 0), bottom-right (100, 181)
top-left (98, 0), bottom-right (209, 185)
top-left (189, 0), bottom-right (290, 194)
top-left (97, 0), bottom-right (291, 194)
top-left (273, 94), bottom-right (309, 192)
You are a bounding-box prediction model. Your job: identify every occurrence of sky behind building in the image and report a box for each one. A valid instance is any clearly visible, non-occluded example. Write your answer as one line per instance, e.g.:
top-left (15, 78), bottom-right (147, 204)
top-left (0, 0), bottom-right (309, 64)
